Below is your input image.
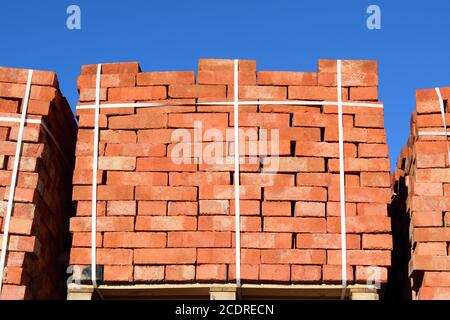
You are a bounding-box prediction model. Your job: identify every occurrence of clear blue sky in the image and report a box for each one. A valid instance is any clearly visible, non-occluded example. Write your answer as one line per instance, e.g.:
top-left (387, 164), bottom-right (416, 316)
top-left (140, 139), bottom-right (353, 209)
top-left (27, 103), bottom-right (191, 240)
top-left (1, 1), bottom-right (449, 170)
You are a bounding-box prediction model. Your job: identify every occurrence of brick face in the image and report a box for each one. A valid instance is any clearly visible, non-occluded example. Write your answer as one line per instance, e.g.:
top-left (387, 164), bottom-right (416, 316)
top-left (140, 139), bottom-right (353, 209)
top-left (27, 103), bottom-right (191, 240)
top-left (0, 66), bottom-right (76, 299)
top-left (67, 58), bottom-right (392, 289)
top-left (391, 85), bottom-right (450, 300)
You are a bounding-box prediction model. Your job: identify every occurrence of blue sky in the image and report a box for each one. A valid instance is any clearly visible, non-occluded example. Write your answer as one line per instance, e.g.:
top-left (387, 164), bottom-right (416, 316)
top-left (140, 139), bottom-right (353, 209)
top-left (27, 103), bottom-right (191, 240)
top-left (0, 1), bottom-right (449, 170)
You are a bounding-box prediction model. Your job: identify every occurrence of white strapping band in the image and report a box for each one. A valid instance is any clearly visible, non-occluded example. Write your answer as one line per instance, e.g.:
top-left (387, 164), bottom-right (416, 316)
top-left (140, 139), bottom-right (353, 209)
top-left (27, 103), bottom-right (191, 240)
top-left (0, 117), bottom-right (41, 124)
top-left (418, 131), bottom-right (450, 136)
top-left (233, 59), bottom-right (241, 287)
top-left (76, 100), bottom-right (383, 110)
top-left (0, 70), bottom-right (33, 293)
top-left (337, 60), bottom-right (348, 300)
top-left (91, 64), bottom-right (101, 287)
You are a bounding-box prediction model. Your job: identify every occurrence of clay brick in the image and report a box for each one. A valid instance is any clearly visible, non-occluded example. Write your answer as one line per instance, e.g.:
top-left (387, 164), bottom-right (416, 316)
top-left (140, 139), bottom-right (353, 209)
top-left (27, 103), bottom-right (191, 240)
top-left (169, 85), bottom-right (226, 98)
top-left (327, 216), bottom-right (391, 233)
top-left (260, 264), bottom-right (290, 282)
top-left (134, 266), bottom-right (164, 281)
top-left (168, 231), bottom-right (231, 247)
top-left (137, 201), bottom-right (167, 216)
top-left (423, 272), bottom-right (450, 287)
top-left (234, 85), bottom-right (287, 100)
top-left (360, 172), bottom-right (391, 187)
top-left (168, 202), bottom-right (198, 216)
top-left (70, 248), bottom-right (133, 265)
top-left (327, 250), bottom-right (390, 266)
top-left (261, 249), bottom-right (326, 264)
top-left (105, 143), bottom-right (166, 157)
top-left (107, 172), bottom-right (167, 186)
top-left (240, 233), bottom-right (292, 249)
top-left (109, 86), bottom-right (166, 101)
top-left (264, 217), bottom-right (326, 233)
top-left (358, 144), bottom-right (389, 158)
top-left (198, 70), bottom-right (256, 85)
top-left (169, 172), bottom-right (229, 186)
top-left (294, 202), bottom-right (326, 217)
top-left (137, 71), bottom-right (195, 85)
top-left (291, 265), bottom-right (322, 283)
top-left (82, 62), bottom-right (140, 74)
top-left (362, 234), bottom-right (393, 250)
top-left (413, 228), bottom-right (450, 242)
top-left (410, 256), bottom-right (450, 271)
top-left (198, 216), bottom-right (261, 232)
top-left (103, 232), bottom-right (166, 248)
top-left (240, 173), bottom-right (294, 187)
top-left (262, 201), bottom-right (291, 216)
top-left (135, 216), bottom-right (197, 231)
top-left (354, 113), bottom-right (384, 128)
top-left (296, 234), bottom-right (360, 249)
top-left (103, 266), bottom-right (133, 282)
top-left (288, 86), bottom-right (337, 100)
top-left (199, 185), bottom-right (260, 200)
top-left (136, 157), bottom-right (197, 172)
top-left (258, 71), bottom-right (317, 86)
top-left (166, 265), bottom-right (196, 281)
top-left (135, 186), bottom-right (197, 201)
top-left (415, 243), bottom-right (447, 256)
top-left (77, 73), bottom-right (135, 89)
top-left (109, 114), bottom-right (167, 129)
top-left (196, 264), bottom-right (227, 281)
top-left (322, 265), bottom-right (354, 283)
top-left (350, 87), bottom-right (378, 100)
top-left (295, 142), bottom-right (356, 158)
top-left (134, 248), bottom-right (196, 264)
top-left (98, 156), bottom-right (136, 171)
top-left (70, 217), bottom-right (134, 232)
top-left (265, 187), bottom-right (327, 201)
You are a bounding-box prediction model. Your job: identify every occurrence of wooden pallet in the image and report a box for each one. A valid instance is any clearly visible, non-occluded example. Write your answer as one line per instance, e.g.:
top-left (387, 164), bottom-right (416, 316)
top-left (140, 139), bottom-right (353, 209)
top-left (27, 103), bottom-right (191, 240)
top-left (67, 283), bottom-right (379, 300)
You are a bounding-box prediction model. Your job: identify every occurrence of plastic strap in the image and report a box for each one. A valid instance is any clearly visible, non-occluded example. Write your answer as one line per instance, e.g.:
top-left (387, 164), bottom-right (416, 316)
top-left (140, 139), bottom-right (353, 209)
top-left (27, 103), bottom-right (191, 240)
top-left (337, 60), bottom-right (348, 299)
top-left (233, 59), bottom-right (241, 287)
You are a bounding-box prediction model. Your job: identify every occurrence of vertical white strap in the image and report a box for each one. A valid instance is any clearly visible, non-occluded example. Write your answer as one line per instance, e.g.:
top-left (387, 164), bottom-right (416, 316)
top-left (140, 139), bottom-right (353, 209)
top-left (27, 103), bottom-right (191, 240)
top-left (337, 60), bottom-right (348, 299)
top-left (91, 64), bottom-right (101, 287)
top-left (435, 88), bottom-right (450, 164)
top-left (0, 70), bottom-right (33, 293)
top-left (233, 59), bottom-right (241, 287)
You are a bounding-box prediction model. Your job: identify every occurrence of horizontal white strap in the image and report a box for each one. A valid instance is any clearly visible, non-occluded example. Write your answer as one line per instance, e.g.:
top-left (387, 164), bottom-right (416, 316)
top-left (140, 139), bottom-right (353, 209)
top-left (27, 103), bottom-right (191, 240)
top-left (76, 100), bottom-right (384, 110)
top-left (0, 116), bottom-right (41, 124)
top-left (418, 131), bottom-right (450, 136)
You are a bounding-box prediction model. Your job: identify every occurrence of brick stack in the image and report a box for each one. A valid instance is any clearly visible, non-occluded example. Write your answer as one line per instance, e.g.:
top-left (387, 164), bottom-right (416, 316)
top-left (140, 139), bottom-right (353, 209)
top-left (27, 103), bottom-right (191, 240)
top-left (70, 58), bottom-right (392, 287)
top-left (0, 67), bottom-right (77, 299)
top-left (391, 87), bottom-right (450, 300)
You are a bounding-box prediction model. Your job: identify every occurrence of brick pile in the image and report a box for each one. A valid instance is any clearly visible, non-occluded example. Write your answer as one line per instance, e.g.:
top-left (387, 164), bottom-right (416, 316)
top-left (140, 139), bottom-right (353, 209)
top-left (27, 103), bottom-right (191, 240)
top-left (70, 58), bottom-right (392, 287)
top-left (391, 87), bottom-right (450, 300)
top-left (0, 67), bottom-right (77, 299)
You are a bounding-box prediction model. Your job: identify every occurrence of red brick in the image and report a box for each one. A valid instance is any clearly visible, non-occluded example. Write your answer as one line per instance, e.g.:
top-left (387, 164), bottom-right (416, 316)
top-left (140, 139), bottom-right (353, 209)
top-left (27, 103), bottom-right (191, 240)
top-left (109, 114), bottom-right (167, 129)
top-left (261, 249), bottom-right (326, 264)
top-left (169, 172), bottom-right (229, 186)
top-left (196, 264), bottom-right (227, 282)
top-left (136, 158), bottom-right (197, 172)
top-left (72, 186), bottom-right (134, 201)
top-left (264, 217), bottom-right (326, 233)
top-left (327, 250), bottom-right (391, 266)
top-left (240, 233), bottom-right (292, 249)
top-left (137, 201), bottom-right (167, 215)
top-left (198, 70), bottom-right (255, 85)
top-left (423, 272), bottom-right (450, 287)
top-left (77, 73), bottom-right (135, 89)
top-left (98, 156), bottom-right (136, 171)
top-left (415, 243), bottom-right (447, 256)
top-left (258, 71), bottom-right (317, 86)
top-left (198, 216), bottom-right (261, 232)
top-left (168, 202), bottom-right (198, 216)
top-left (294, 202), bottom-right (326, 217)
top-left (358, 144), bottom-right (389, 157)
top-left (413, 228), bottom-right (450, 242)
top-left (296, 234), bottom-right (360, 249)
top-left (355, 266), bottom-right (388, 283)
top-left (264, 187), bottom-right (327, 201)
top-left (166, 265), bottom-right (195, 281)
top-left (262, 201), bottom-right (291, 216)
top-left (108, 86), bottom-right (166, 101)
top-left (360, 172), bottom-right (391, 187)
top-left (234, 85), bottom-right (286, 100)
top-left (82, 62), bottom-right (140, 75)
top-left (70, 248), bottom-right (132, 265)
top-left (105, 143), bottom-right (166, 157)
top-left (288, 86), bottom-right (337, 100)
top-left (322, 265), bottom-right (354, 283)
top-left (168, 231), bottom-right (231, 248)
top-left (134, 248), bottom-right (196, 264)
top-left (291, 265), bottom-right (322, 283)
top-left (199, 200), bottom-right (229, 215)
top-left (260, 264), bottom-right (290, 282)
top-left (135, 186), bottom-right (197, 201)
top-left (137, 71), bottom-right (194, 85)
top-left (135, 216), bottom-right (197, 231)
top-left (362, 234), bottom-right (392, 250)
top-left (169, 85), bottom-right (226, 98)
top-left (103, 265), bottom-right (133, 282)
top-left (199, 185), bottom-right (260, 200)
top-left (134, 266), bottom-right (164, 281)
top-left (107, 172), bottom-right (167, 186)
top-left (350, 87), bottom-right (378, 100)
top-left (327, 216), bottom-right (391, 233)
top-left (70, 217), bottom-right (134, 232)
top-left (103, 232), bottom-right (166, 248)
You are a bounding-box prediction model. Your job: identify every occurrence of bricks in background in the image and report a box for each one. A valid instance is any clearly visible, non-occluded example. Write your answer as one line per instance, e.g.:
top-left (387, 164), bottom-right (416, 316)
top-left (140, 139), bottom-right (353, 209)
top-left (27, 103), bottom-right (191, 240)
top-left (70, 58), bottom-right (391, 287)
top-left (0, 67), bottom-right (77, 300)
top-left (391, 86), bottom-right (450, 300)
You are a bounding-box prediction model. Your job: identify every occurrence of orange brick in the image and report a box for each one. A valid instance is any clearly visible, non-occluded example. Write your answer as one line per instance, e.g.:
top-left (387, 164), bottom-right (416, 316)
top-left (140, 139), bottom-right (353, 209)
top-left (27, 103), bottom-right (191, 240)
top-left (166, 265), bottom-right (195, 281)
top-left (137, 71), bottom-right (195, 85)
top-left (134, 266), bottom-right (164, 282)
top-left (109, 86), bottom-right (166, 101)
top-left (135, 186), bottom-right (197, 201)
top-left (350, 87), bottom-right (378, 100)
top-left (362, 234), bottom-right (392, 250)
top-left (261, 201), bottom-right (291, 216)
top-left (240, 233), bottom-right (292, 249)
top-left (135, 216), bottom-right (197, 231)
top-left (134, 248), bottom-right (196, 264)
top-left (296, 234), bottom-right (360, 249)
top-left (264, 217), bottom-right (326, 233)
top-left (103, 232), bottom-right (166, 248)
top-left (107, 172), bottom-right (167, 186)
top-left (196, 264), bottom-right (227, 282)
top-left (103, 265), bottom-right (133, 282)
top-left (258, 71), bottom-right (317, 86)
top-left (169, 85), bottom-right (226, 98)
top-left (260, 264), bottom-right (290, 282)
top-left (291, 265), bottom-right (322, 283)
top-left (294, 202), bottom-right (326, 217)
top-left (261, 249), bottom-right (326, 264)
top-left (265, 186), bottom-right (327, 201)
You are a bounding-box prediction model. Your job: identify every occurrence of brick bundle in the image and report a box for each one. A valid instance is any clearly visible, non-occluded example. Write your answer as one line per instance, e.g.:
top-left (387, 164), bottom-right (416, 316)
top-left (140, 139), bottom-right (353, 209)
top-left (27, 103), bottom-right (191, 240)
top-left (70, 58), bottom-right (392, 287)
top-left (391, 87), bottom-right (450, 300)
top-left (0, 67), bottom-right (77, 299)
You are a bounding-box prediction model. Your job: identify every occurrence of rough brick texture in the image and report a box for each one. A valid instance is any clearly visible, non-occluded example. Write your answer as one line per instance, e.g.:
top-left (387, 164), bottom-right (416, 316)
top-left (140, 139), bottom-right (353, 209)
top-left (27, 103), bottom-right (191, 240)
top-left (0, 67), bottom-right (77, 299)
top-left (70, 59), bottom-right (391, 287)
top-left (390, 86), bottom-right (450, 300)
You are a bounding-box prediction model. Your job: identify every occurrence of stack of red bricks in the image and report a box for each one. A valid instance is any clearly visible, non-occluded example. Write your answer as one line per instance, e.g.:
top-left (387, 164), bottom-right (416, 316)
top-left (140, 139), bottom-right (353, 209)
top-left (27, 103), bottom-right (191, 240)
top-left (70, 58), bottom-right (392, 287)
top-left (0, 67), bottom-right (77, 299)
top-left (391, 87), bottom-right (450, 300)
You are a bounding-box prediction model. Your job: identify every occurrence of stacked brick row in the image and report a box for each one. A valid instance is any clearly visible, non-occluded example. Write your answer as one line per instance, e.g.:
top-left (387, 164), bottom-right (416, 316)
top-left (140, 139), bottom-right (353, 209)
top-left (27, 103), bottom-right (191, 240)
top-left (391, 87), bottom-right (450, 300)
top-left (0, 67), bottom-right (77, 299)
top-left (70, 58), bottom-right (392, 286)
